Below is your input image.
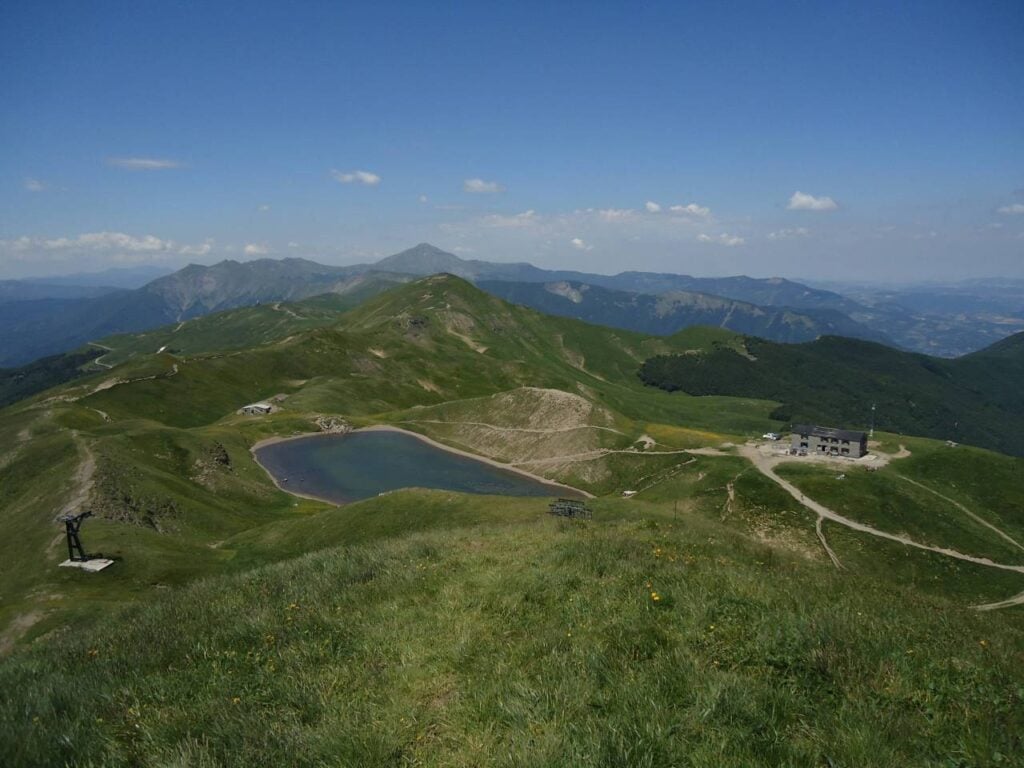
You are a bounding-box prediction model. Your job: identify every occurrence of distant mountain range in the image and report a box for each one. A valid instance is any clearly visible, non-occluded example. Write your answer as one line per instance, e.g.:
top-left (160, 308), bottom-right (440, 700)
top-left (1, 242), bottom-right (1021, 366)
top-left (478, 280), bottom-right (888, 345)
top-left (3, 270), bottom-right (1024, 459)
top-left (0, 265), bottom-right (408, 366)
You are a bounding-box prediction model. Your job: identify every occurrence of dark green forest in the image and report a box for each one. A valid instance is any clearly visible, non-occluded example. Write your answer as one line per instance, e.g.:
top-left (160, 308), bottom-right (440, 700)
top-left (639, 332), bottom-right (1024, 456)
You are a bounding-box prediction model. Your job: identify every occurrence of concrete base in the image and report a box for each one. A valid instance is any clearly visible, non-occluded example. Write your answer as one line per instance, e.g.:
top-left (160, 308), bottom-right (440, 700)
top-left (59, 558), bottom-right (114, 572)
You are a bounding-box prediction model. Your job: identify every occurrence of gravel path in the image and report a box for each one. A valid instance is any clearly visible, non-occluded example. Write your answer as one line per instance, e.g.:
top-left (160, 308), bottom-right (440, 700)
top-left (734, 443), bottom-right (1024, 576)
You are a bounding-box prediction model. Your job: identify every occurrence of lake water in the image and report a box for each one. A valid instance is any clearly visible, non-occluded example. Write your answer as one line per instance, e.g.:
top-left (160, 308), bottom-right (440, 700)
top-left (254, 429), bottom-right (578, 504)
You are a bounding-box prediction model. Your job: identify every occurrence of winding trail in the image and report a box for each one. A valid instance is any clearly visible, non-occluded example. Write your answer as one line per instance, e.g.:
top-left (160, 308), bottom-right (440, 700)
top-left (973, 590), bottom-right (1024, 611)
top-left (733, 443), bottom-right (1024, 576)
top-left (60, 433), bottom-right (96, 517)
top-left (271, 302), bottom-right (304, 320)
top-left (398, 419), bottom-right (626, 436)
top-left (709, 443), bottom-right (1024, 609)
top-left (894, 473), bottom-right (1024, 553)
top-left (514, 446), bottom-right (694, 467)
top-left (815, 517), bottom-right (845, 570)
top-left (89, 342), bottom-right (114, 369)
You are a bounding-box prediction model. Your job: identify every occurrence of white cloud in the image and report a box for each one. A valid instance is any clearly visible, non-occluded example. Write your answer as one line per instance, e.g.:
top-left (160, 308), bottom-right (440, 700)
top-left (997, 203), bottom-right (1024, 215)
top-left (288, 241), bottom-right (300, 248)
top-left (597, 208), bottom-right (635, 221)
top-left (669, 203), bottom-right (711, 218)
top-left (767, 227), bottom-right (810, 240)
top-left (33, 232), bottom-right (174, 252)
top-left (0, 231), bottom-right (195, 273)
top-left (243, 243), bottom-right (269, 255)
top-left (463, 178), bottom-right (504, 194)
top-left (697, 232), bottom-right (745, 246)
top-left (570, 237), bottom-right (593, 251)
top-left (787, 191), bottom-right (838, 211)
top-left (418, 194), bottom-right (429, 203)
top-left (24, 177), bottom-right (45, 192)
top-left (179, 240), bottom-right (214, 256)
top-left (644, 201), bottom-right (662, 213)
top-left (331, 169), bottom-right (381, 186)
top-left (258, 204), bottom-right (271, 212)
top-left (483, 210), bottom-right (537, 228)
top-left (106, 157), bottom-right (181, 171)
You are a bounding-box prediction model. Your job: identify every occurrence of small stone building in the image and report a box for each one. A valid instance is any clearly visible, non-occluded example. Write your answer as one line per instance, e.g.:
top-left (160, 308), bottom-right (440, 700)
top-left (791, 424), bottom-right (868, 458)
top-left (241, 402), bottom-right (273, 416)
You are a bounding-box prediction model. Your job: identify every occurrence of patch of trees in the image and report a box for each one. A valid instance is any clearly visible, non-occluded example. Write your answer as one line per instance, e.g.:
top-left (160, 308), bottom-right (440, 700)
top-left (0, 348), bottom-right (102, 409)
top-left (639, 335), bottom-right (1024, 457)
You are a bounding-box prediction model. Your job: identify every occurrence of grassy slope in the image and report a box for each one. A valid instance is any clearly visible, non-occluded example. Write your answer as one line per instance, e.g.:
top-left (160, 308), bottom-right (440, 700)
top-left (2, 496), bottom-right (1022, 767)
top-left (2, 275), bottom-right (1023, 764)
top-left (81, 275), bottom-right (778, 435)
top-left (96, 289), bottom-right (387, 367)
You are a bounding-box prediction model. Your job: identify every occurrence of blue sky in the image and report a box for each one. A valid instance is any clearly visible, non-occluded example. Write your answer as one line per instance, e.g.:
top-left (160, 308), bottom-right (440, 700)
top-left (1, 0), bottom-right (1022, 280)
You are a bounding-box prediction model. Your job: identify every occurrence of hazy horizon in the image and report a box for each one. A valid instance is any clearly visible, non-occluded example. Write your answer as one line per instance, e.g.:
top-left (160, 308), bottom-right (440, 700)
top-left (5, 242), bottom-right (1024, 289)
top-left (2, 2), bottom-right (1021, 282)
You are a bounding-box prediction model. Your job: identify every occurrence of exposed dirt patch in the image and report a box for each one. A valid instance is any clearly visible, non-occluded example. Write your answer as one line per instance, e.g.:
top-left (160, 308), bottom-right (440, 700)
top-left (0, 610), bottom-right (45, 656)
top-left (351, 356), bottom-right (383, 375)
top-left (89, 455), bottom-right (179, 532)
top-left (60, 436), bottom-right (96, 518)
top-left (192, 441), bottom-right (234, 489)
top-left (554, 335), bottom-right (588, 374)
top-left (444, 325), bottom-right (487, 356)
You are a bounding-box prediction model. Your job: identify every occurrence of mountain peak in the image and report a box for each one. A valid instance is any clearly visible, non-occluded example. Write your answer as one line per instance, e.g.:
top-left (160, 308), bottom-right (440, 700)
top-left (374, 243), bottom-right (473, 277)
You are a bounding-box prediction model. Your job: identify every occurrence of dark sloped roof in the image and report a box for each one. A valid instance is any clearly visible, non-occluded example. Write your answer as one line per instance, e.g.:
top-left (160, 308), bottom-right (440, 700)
top-left (792, 424), bottom-right (867, 442)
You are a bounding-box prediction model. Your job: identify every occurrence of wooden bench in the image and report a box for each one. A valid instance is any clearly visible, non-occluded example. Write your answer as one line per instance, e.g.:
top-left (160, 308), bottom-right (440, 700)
top-left (548, 498), bottom-right (592, 520)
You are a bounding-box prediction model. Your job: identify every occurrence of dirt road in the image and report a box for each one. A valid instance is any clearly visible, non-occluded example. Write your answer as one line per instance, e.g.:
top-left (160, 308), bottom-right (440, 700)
top-left (733, 443), bottom-right (1024, 576)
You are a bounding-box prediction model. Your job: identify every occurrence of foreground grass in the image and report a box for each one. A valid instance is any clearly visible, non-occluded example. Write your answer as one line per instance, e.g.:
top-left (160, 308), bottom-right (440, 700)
top-left (3, 502), bottom-right (1022, 767)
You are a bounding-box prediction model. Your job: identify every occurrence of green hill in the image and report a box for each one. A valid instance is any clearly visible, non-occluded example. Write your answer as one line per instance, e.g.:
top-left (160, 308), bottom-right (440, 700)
top-left (0, 260), bottom-right (408, 367)
top-left (1, 275), bottom-right (1023, 765)
top-left (639, 332), bottom-right (1024, 456)
top-left (96, 288), bottom-right (391, 367)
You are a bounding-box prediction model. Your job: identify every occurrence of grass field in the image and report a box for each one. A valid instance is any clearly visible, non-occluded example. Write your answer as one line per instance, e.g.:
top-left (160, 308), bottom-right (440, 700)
top-left (3, 497), bottom-right (1022, 767)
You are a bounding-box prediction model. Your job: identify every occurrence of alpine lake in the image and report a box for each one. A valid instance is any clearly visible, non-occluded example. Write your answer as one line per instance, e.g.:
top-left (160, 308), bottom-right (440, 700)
top-left (254, 429), bottom-right (582, 504)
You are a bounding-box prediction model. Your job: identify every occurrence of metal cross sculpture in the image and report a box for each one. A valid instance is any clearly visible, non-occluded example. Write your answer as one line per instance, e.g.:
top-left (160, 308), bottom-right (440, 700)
top-left (60, 510), bottom-right (93, 562)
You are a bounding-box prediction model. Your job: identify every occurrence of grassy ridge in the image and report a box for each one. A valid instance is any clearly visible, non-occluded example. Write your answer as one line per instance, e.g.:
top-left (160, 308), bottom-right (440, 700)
top-left (97, 290), bottom-right (388, 367)
top-left (81, 276), bottom-right (780, 435)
